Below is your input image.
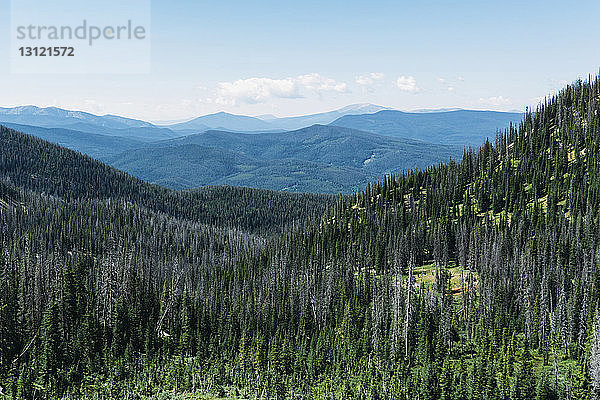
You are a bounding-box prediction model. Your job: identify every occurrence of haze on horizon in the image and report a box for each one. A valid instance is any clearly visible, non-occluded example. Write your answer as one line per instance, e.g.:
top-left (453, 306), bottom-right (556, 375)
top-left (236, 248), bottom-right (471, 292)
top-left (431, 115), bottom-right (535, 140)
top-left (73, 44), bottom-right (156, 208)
top-left (0, 0), bottom-right (598, 121)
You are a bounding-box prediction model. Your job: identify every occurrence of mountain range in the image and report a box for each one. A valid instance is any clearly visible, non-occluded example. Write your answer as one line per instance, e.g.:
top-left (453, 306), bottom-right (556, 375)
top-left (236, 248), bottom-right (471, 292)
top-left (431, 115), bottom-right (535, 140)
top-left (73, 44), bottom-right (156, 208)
top-left (0, 105), bottom-right (153, 129)
top-left (256, 103), bottom-right (392, 130)
top-left (108, 125), bottom-right (463, 192)
top-left (0, 106), bottom-right (185, 142)
top-left (0, 104), bottom-right (523, 193)
top-left (162, 103), bottom-right (391, 132)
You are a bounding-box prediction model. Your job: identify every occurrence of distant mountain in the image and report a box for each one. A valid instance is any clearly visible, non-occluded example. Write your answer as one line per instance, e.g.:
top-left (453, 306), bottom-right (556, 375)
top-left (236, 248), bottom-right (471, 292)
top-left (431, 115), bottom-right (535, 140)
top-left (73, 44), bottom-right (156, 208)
top-left (109, 125), bottom-right (463, 193)
top-left (255, 114), bottom-right (279, 121)
top-left (336, 103), bottom-right (392, 114)
top-left (168, 104), bottom-right (390, 133)
top-left (168, 112), bottom-right (275, 132)
top-left (1, 105), bottom-right (521, 194)
top-left (0, 105), bottom-right (152, 129)
top-left (0, 106), bottom-right (186, 142)
top-left (0, 105), bottom-right (521, 146)
top-left (331, 109), bottom-right (523, 145)
top-left (260, 103), bottom-right (391, 130)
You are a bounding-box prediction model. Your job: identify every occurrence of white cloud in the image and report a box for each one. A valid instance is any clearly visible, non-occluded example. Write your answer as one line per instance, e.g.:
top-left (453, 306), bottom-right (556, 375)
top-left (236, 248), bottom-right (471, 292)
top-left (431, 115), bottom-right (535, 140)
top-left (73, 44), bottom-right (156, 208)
top-left (356, 72), bottom-right (385, 86)
top-left (216, 77), bottom-right (300, 105)
top-left (296, 73), bottom-right (348, 93)
top-left (216, 73), bottom-right (348, 105)
top-left (447, 86), bottom-right (455, 92)
top-left (479, 96), bottom-right (512, 106)
top-left (396, 76), bottom-right (419, 93)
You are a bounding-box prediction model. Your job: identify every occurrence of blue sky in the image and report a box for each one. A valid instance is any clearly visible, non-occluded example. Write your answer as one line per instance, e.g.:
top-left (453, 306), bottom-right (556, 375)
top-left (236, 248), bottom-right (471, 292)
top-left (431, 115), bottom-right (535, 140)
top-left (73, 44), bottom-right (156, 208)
top-left (0, 0), bottom-right (599, 121)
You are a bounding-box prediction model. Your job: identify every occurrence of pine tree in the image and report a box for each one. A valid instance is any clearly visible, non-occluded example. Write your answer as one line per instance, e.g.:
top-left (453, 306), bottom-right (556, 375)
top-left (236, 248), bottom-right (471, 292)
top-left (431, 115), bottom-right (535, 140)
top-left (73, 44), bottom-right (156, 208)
top-left (40, 300), bottom-right (62, 388)
top-left (512, 339), bottom-right (536, 400)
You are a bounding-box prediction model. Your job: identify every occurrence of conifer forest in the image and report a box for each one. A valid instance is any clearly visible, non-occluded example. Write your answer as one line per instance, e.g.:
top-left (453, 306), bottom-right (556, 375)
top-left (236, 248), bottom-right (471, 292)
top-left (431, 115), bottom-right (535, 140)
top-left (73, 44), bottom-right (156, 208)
top-left (2, 77), bottom-right (600, 399)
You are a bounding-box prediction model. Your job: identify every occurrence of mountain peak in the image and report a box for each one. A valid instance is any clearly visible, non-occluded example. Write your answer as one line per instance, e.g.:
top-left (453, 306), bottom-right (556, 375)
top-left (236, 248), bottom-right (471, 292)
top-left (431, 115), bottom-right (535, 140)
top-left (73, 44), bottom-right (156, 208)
top-left (169, 111), bottom-right (274, 132)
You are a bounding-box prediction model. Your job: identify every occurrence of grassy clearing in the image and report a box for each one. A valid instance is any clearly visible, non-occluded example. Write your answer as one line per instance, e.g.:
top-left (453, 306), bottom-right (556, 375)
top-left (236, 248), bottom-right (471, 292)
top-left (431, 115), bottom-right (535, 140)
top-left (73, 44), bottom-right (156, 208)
top-left (406, 261), bottom-right (478, 296)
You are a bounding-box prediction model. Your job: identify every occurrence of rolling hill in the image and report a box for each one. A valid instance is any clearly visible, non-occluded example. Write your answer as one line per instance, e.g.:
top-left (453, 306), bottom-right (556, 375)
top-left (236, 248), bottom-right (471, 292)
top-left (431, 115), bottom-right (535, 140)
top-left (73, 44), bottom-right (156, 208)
top-left (1, 105), bottom-right (524, 194)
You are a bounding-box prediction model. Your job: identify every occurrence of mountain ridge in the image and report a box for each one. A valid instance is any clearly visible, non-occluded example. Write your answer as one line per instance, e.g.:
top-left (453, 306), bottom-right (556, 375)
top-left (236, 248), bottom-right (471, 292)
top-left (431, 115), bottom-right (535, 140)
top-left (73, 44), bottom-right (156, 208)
top-left (168, 111), bottom-right (274, 132)
top-left (0, 105), bottom-right (154, 129)
top-left (331, 109), bottom-right (523, 145)
top-left (0, 105), bottom-right (523, 194)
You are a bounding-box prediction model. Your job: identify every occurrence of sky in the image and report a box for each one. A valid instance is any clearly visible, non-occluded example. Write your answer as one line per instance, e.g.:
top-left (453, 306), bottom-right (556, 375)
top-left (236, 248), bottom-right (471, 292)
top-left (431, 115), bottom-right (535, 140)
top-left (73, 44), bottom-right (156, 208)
top-left (0, 0), bottom-right (599, 121)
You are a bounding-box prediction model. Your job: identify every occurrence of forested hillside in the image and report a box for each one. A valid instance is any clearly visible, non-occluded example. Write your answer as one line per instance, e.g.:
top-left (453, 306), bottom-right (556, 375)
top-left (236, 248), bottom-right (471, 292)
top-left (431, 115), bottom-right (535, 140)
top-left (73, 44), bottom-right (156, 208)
top-left (0, 127), bottom-right (333, 235)
top-left (1, 76), bottom-right (600, 399)
top-left (108, 125), bottom-right (463, 192)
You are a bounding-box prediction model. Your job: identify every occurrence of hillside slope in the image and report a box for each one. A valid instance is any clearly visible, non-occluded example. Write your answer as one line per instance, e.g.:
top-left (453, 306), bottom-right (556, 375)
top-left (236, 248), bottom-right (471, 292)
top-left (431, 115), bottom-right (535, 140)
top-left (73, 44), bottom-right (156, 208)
top-left (0, 125), bottom-right (333, 234)
top-left (0, 122), bottom-right (145, 159)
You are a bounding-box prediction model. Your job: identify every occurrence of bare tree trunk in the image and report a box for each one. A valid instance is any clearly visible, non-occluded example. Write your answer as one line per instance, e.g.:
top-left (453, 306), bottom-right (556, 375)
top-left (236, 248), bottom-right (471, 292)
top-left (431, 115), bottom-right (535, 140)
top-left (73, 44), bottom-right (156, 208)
top-left (404, 257), bottom-right (414, 360)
